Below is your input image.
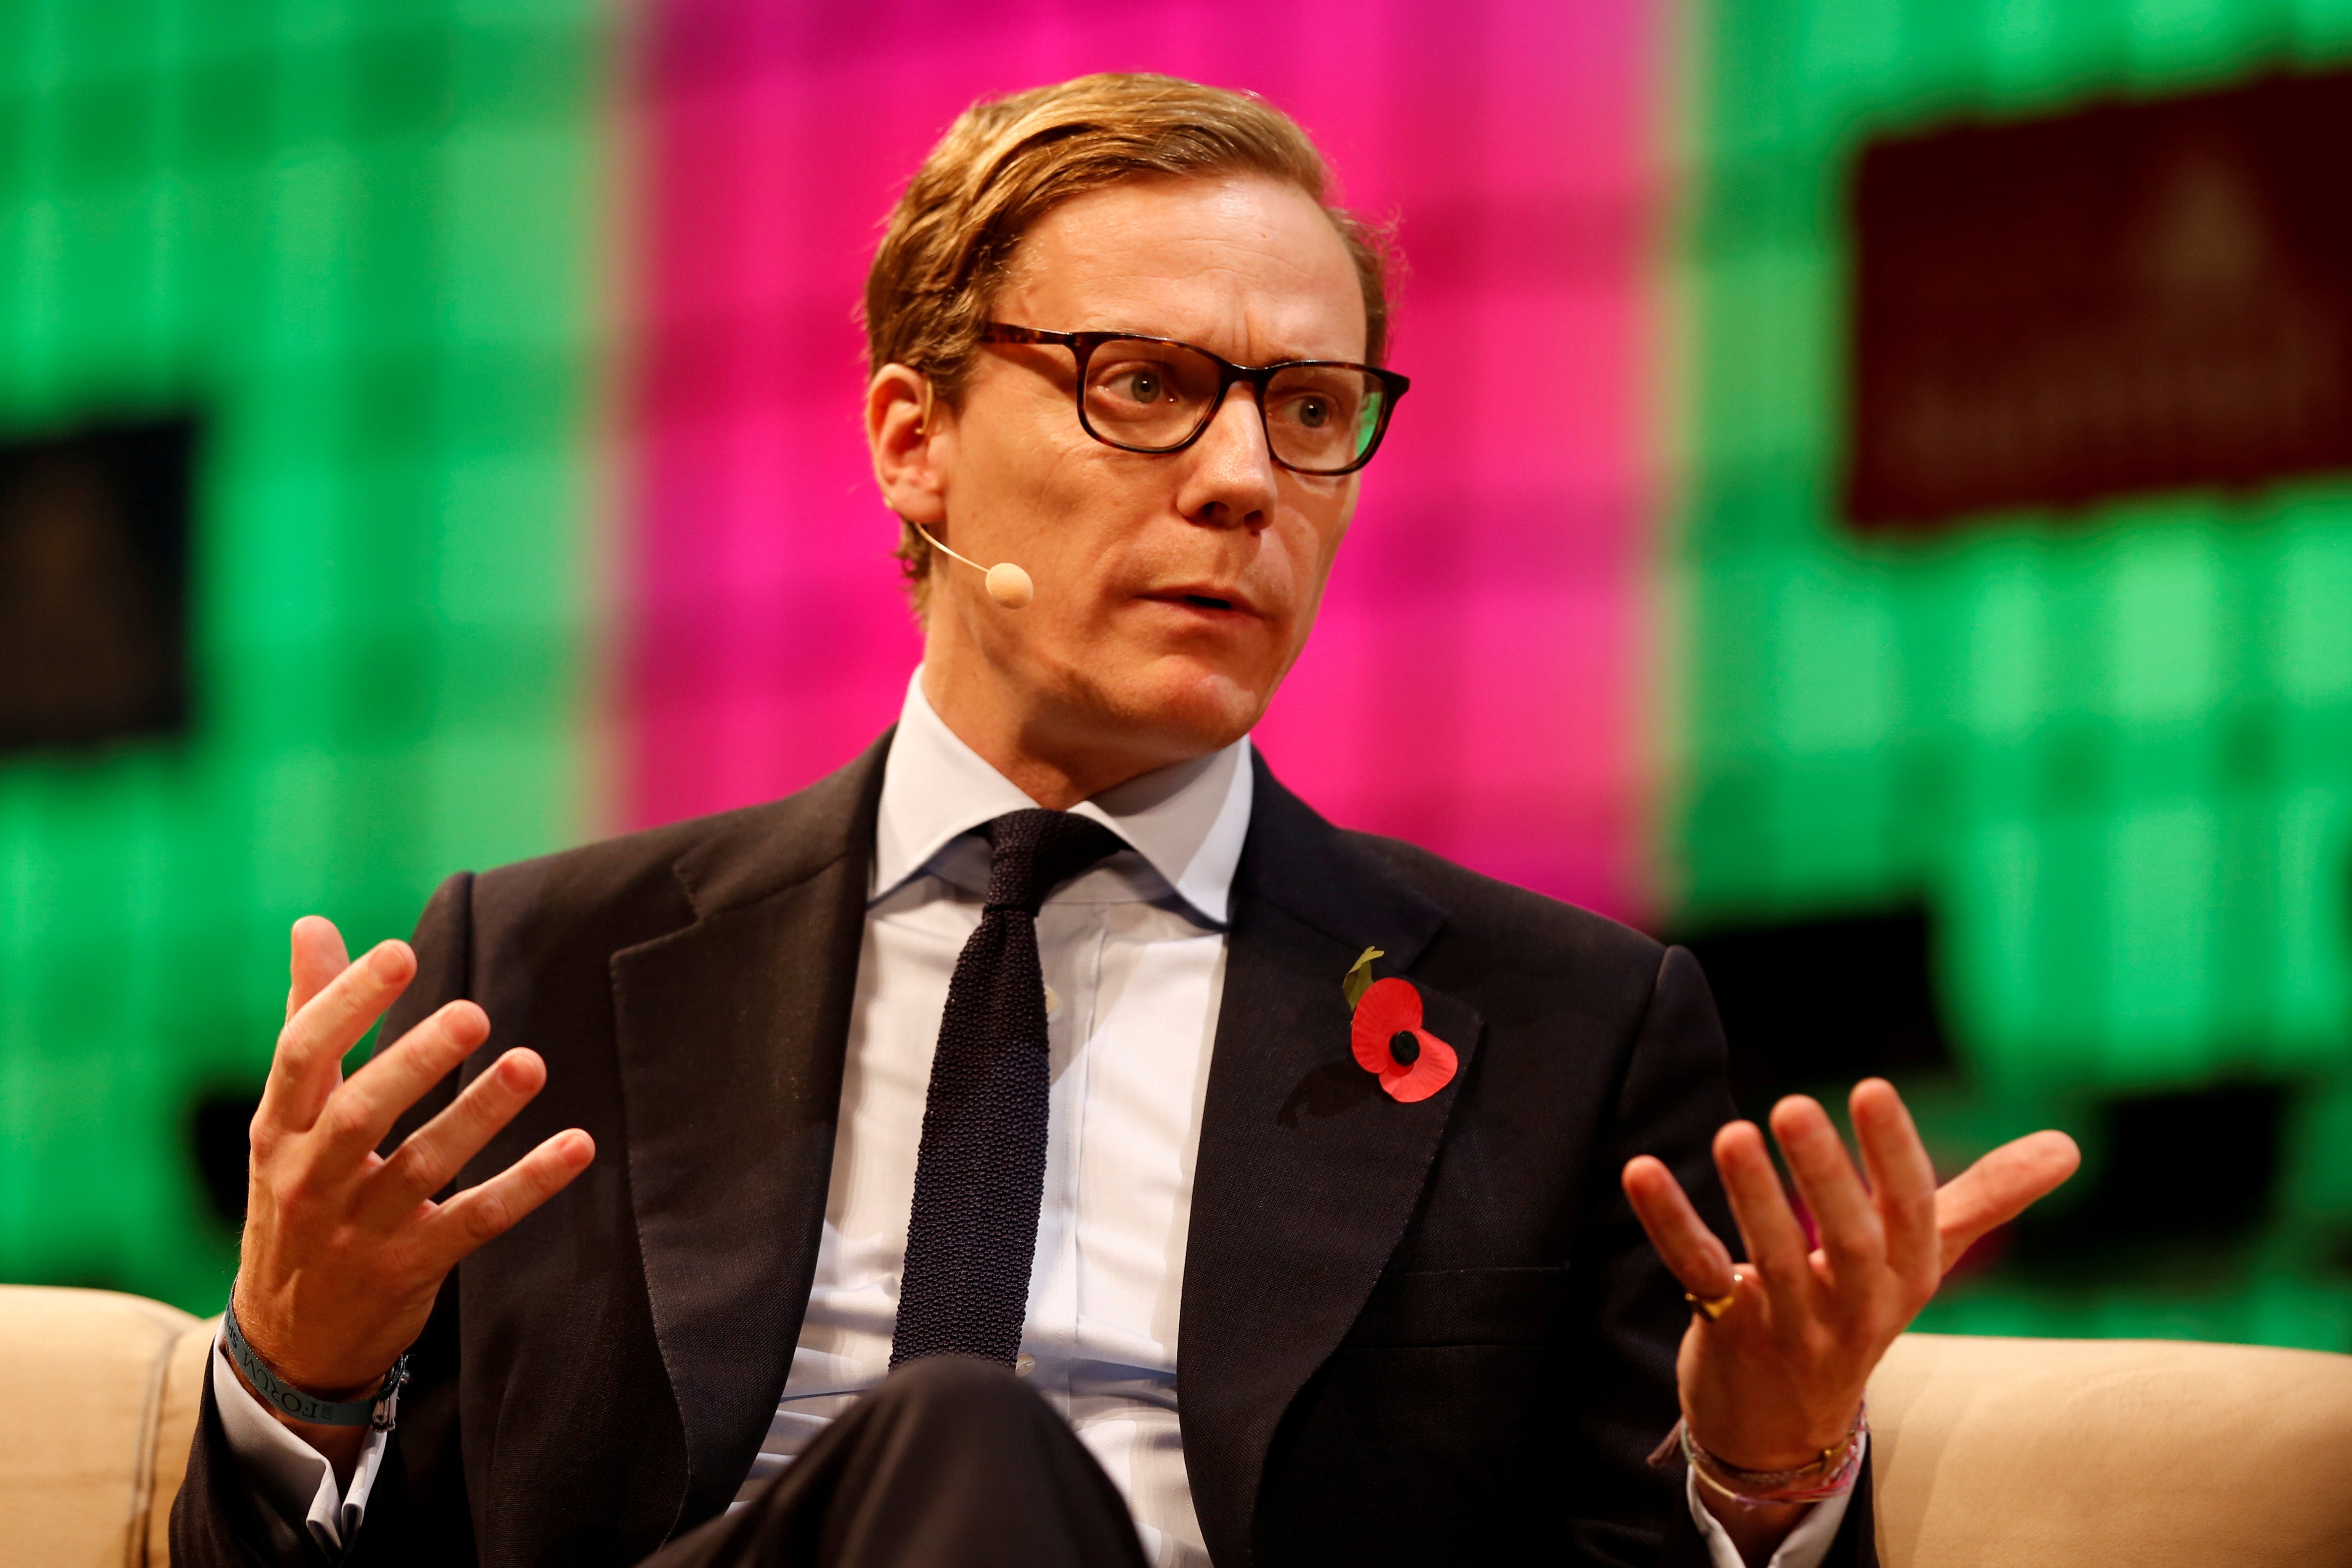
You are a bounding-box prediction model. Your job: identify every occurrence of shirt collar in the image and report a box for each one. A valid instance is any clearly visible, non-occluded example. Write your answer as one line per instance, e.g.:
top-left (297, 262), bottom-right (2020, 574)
top-left (871, 669), bottom-right (1253, 926)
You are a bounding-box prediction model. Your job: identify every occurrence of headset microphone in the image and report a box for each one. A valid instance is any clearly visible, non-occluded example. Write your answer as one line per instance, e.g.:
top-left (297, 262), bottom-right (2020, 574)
top-left (913, 522), bottom-right (1034, 609)
top-left (906, 384), bottom-right (1032, 608)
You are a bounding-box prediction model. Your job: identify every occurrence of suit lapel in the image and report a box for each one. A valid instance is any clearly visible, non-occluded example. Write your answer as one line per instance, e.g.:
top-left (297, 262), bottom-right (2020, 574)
top-left (1180, 757), bottom-right (1485, 1568)
top-left (610, 733), bottom-right (890, 1525)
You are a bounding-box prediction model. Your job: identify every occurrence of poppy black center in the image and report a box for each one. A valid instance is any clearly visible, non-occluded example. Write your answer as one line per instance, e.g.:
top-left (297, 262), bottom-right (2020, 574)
top-left (1388, 1030), bottom-right (1420, 1066)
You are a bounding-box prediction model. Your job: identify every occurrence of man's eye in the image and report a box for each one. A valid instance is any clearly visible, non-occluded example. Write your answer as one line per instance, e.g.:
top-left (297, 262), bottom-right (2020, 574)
top-left (1279, 393), bottom-right (1338, 429)
top-left (1112, 370), bottom-right (1163, 405)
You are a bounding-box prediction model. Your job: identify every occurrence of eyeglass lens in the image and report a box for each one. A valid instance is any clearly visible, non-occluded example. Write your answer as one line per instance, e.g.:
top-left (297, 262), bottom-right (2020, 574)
top-left (1080, 339), bottom-right (1388, 474)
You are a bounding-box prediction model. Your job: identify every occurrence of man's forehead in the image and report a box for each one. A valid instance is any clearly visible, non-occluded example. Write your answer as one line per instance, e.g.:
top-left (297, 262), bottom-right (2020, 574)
top-left (996, 174), bottom-right (1367, 361)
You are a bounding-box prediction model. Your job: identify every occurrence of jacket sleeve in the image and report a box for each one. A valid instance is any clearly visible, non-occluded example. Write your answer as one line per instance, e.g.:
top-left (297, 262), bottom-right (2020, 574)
top-left (170, 872), bottom-right (483, 1567)
top-left (1561, 944), bottom-right (1875, 1568)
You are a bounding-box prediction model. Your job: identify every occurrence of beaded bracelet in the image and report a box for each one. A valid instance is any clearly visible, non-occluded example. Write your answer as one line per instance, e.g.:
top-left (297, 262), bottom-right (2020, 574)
top-left (1645, 1400), bottom-right (1868, 1508)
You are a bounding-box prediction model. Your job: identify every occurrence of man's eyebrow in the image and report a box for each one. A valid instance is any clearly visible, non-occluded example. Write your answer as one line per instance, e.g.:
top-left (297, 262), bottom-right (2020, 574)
top-left (1090, 330), bottom-right (1364, 365)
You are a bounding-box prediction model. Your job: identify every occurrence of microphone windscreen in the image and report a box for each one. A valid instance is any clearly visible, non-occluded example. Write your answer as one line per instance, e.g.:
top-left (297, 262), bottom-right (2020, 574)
top-left (984, 562), bottom-right (1034, 609)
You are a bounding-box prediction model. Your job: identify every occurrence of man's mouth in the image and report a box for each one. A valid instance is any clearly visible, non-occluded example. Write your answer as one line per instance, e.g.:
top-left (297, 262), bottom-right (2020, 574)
top-left (1142, 586), bottom-right (1256, 618)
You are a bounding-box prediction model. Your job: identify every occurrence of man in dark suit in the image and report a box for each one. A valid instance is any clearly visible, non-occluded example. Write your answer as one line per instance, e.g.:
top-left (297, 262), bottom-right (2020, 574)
top-left (175, 74), bottom-right (2076, 1568)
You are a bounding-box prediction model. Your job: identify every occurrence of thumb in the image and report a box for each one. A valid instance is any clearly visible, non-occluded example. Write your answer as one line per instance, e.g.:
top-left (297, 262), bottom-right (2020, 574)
top-left (1935, 1130), bottom-right (2081, 1273)
top-left (287, 916), bottom-right (352, 1022)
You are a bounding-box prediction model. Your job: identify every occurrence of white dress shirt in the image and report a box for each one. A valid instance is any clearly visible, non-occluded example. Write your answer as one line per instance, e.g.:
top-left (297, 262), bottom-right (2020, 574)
top-left (734, 671), bottom-right (1250, 1567)
top-left (219, 668), bottom-right (1847, 1568)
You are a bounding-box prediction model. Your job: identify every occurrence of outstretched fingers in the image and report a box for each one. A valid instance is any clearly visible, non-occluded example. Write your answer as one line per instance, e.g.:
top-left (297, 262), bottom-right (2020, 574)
top-left (1714, 1119), bottom-right (1814, 1304)
top-left (419, 1130), bottom-right (596, 1273)
top-left (368, 1047), bottom-right (549, 1216)
top-left (316, 1001), bottom-right (493, 1172)
top-left (1936, 1130), bottom-right (2082, 1272)
top-left (257, 939), bottom-right (417, 1135)
top-left (1771, 1095), bottom-right (1885, 1287)
top-left (1851, 1079), bottom-right (1939, 1289)
top-left (1622, 1155), bottom-right (1738, 1300)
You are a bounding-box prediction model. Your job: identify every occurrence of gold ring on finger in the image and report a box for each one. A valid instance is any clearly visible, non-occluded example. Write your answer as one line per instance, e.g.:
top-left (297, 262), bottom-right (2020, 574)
top-left (1684, 1269), bottom-right (1740, 1322)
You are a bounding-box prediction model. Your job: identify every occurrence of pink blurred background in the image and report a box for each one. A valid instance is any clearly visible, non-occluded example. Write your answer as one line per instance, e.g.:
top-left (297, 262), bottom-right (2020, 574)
top-left (625, 0), bottom-right (1655, 919)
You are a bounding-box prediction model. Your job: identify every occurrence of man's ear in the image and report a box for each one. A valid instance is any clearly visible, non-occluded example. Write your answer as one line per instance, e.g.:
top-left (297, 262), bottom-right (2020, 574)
top-left (867, 364), bottom-right (947, 527)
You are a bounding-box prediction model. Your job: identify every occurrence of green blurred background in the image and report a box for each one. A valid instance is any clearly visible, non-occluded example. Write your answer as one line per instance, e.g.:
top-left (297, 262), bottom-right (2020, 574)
top-left (1671, 0), bottom-right (2352, 1345)
top-left (0, 1), bottom-right (606, 1308)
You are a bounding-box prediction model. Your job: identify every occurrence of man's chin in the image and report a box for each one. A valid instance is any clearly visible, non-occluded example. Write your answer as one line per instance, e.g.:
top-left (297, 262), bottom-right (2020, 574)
top-left (1078, 658), bottom-right (1270, 761)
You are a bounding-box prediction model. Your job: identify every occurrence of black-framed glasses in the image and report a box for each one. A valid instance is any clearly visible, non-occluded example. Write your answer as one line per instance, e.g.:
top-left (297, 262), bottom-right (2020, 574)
top-left (979, 323), bottom-right (1409, 477)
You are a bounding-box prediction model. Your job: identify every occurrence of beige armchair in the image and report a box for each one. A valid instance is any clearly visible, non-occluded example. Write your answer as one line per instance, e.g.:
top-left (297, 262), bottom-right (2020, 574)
top-left (0, 1286), bottom-right (214, 1568)
top-left (5, 1283), bottom-right (2350, 1566)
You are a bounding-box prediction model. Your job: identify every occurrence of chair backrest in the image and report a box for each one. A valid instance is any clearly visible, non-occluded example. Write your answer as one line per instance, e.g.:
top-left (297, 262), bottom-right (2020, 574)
top-left (1868, 1331), bottom-right (2352, 1568)
top-left (0, 1285), bottom-right (213, 1568)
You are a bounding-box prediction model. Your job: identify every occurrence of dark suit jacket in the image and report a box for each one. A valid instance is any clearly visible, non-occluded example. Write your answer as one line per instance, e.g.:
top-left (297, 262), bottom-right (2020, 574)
top-left (173, 734), bottom-right (1875, 1568)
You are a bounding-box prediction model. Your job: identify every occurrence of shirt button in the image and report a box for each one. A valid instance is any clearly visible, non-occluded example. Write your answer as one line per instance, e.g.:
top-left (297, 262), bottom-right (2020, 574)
top-left (1041, 984), bottom-right (1059, 1019)
top-left (1014, 1354), bottom-right (1036, 1377)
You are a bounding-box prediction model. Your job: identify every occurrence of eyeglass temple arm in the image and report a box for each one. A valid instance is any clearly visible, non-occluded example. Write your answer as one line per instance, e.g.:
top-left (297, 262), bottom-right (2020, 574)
top-left (978, 324), bottom-right (1076, 348)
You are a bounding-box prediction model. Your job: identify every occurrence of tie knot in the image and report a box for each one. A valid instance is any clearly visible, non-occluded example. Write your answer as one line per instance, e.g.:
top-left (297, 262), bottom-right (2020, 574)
top-left (982, 809), bottom-right (1126, 916)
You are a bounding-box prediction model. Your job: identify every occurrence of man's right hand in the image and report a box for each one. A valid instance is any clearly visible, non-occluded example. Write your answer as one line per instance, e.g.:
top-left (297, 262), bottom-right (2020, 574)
top-left (229, 916), bottom-right (595, 1463)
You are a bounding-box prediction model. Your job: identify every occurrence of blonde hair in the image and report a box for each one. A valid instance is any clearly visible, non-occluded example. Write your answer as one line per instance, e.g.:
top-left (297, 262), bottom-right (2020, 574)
top-left (864, 73), bottom-right (1395, 608)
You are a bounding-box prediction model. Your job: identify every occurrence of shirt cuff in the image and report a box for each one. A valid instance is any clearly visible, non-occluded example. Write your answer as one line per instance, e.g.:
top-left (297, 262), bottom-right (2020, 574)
top-left (211, 1333), bottom-right (391, 1555)
top-left (1685, 1433), bottom-right (1864, 1568)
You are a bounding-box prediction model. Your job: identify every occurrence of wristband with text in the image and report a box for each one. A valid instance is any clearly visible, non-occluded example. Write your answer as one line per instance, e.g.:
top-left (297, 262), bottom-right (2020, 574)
top-left (222, 1293), bottom-right (409, 1431)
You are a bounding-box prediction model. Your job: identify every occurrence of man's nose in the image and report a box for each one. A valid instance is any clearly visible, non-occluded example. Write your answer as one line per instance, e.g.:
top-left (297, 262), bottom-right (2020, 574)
top-left (1183, 382), bottom-right (1278, 529)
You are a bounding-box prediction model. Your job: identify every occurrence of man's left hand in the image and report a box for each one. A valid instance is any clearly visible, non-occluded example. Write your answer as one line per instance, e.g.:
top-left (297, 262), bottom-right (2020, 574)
top-left (1622, 1079), bottom-right (2079, 1477)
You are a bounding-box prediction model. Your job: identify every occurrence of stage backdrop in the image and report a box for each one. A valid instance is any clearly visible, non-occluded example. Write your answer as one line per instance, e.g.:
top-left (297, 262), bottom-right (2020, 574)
top-left (0, 0), bottom-right (1657, 1314)
top-left (0, 1), bottom-right (607, 1309)
top-left (1673, 0), bottom-right (2352, 1346)
top-left (624, 0), bottom-right (1658, 915)
top-left (4, 0), bottom-right (2349, 1356)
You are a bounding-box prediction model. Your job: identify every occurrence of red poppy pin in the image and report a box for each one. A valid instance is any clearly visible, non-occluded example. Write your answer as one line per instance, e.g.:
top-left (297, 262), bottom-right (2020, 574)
top-left (1343, 946), bottom-right (1458, 1103)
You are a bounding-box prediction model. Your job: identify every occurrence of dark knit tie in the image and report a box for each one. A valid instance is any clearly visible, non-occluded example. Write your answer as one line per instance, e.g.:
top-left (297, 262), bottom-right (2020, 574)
top-left (890, 808), bottom-right (1127, 1368)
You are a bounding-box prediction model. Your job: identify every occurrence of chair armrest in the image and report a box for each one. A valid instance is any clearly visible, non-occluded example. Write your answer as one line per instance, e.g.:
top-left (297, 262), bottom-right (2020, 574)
top-left (147, 1312), bottom-right (223, 1566)
top-left (1869, 1331), bottom-right (2352, 1568)
top-left (0, 1284), bottom-right (200, 1567)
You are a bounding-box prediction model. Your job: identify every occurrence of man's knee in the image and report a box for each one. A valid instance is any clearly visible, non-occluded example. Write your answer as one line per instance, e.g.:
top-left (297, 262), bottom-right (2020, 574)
top-left (868, 1355), bottom-right (1047, 1434)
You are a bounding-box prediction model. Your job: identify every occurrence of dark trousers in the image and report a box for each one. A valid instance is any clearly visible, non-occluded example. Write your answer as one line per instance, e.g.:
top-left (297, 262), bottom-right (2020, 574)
top-left (640, 1357), bottom-right (1154, 1568)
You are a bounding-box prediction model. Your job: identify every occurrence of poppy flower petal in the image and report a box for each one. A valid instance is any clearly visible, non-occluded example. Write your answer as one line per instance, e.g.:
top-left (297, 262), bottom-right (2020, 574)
top-left (1380, 1029), bottom-right (1458, 1103)
top-left (1350, 977), bottom-right (1424, 1074)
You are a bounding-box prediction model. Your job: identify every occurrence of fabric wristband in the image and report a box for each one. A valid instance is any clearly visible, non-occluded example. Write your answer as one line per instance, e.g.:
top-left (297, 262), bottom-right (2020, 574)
top-left (222, 1293), bottom-right (409, 1430)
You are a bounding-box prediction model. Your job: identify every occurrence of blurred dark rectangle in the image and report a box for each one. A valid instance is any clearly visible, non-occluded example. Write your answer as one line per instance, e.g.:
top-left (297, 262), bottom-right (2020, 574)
top-left (190, 1084), bottom-right (262, 1229)
top-left (2091, 1081), bottom-right (2286, 1240)
top-left (1676, 906), bottom-right (1954, 1115)
top-left (0, 417), bottom-right (196, 751)
top-left (2010, 1081), bottom-right (2286, 1267)
top-left (1845, 68), bottom-right (2352, 530)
